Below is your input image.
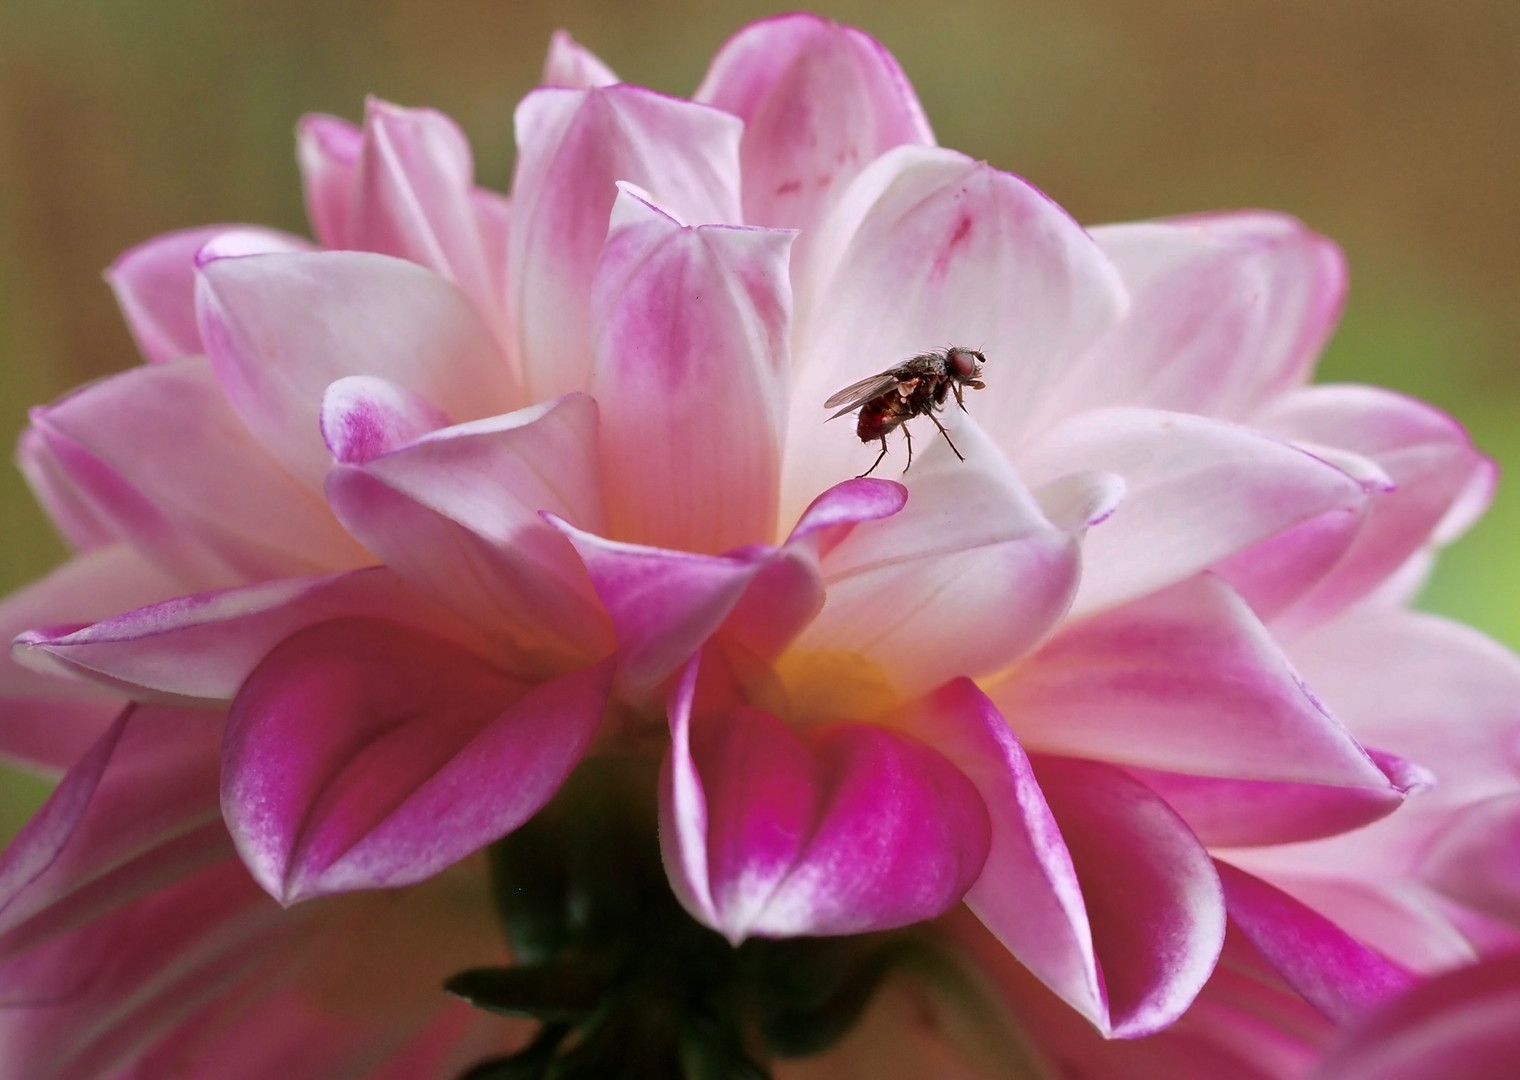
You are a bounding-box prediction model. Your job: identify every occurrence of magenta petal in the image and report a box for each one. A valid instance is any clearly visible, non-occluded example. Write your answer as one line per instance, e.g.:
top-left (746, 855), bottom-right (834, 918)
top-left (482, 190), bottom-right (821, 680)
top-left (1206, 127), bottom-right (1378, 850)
top-left (1309, 953), bottom-right (1520, 1080)
top-left (695, 13), bottom-right (933, 235)
top-left (296, 113), bottom-right (362, 249)
top-left (326, 394), bottom-right (611, 659)
top-left (223, 618), bottom-right (613, 903)
top-left (1035, 756), bottom-right (1226, 1037)
top-left (196, 249), bottom-right (520, 489)
top-left (0, 705), bottom-right (226, 948)
top-left (27, 357), bottom-right (366, 586)
top-left (1127, 761), bottom-right (1417, 848)
top-left (1215, 861), bottom-right (1415, 1025)
top-left (1022, 407), bottom-right (1373, 616)
top-left (549, 516), bottom-right (772, 694)
top-left (591, 187), bottom-right (793, 553)
top-left (107, 225), bottom-right (311, 364)
top-left (541, 29), bottom-right (618, 88)
top-left (660, 658), bottom-right (989, 942)
top-left (996, 574), bottom-right (1394, 792)
top-left (905, 679), bottom-right (1104, 1028)
top-left (19, 567), bottom-right (481, 703)
top-left (509, 85), bottom-right (742, 401)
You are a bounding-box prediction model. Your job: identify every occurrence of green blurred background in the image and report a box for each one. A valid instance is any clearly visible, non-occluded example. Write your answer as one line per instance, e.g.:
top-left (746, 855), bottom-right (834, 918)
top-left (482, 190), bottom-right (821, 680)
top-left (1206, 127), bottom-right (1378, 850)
top-left (1, 1), bottom-right (1517, 831)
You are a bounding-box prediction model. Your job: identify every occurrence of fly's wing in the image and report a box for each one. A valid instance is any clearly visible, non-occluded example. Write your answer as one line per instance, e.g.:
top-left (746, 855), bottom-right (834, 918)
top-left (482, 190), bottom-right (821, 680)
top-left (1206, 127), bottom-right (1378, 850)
top-left (824, 372), bottom-right (900, 417)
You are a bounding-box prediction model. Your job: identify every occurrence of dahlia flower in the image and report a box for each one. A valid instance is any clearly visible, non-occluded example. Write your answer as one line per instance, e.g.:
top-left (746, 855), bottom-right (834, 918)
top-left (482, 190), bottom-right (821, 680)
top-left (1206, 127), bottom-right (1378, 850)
top-left (1, 14), bottom-right (1514, 1078)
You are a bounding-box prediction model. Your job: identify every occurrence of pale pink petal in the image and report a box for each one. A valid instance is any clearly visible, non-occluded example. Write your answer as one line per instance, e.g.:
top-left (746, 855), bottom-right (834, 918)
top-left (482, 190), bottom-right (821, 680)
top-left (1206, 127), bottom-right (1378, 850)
top-left (993, 575), bottom-right (1395, 793)
top-left (796, 416), bottom-right (1079, 698)
top-left (15, 426), bottom-right (117, 553)
top-left (509, 85), bottom-right (742, 401)
top-left (27, 357), bottom-right (366, 586)
top-left (1309, 953), bottom-right (1520, 1080)
top-left (0, 544), bottom-right (180, 704)
top-left (1255, 385), bottom-right (1494, 630)
top-left (541, 29), bottom-right (618, 88)
top-left (1033, 212), bottom-right (1345, 430)
top-left (17, 567), bottom-right (484, 703)
top-left (350, 99), bottom-right (503, 333)
top-left (325, 392), bottom-right (611, 660)
top-left (107, 225), bottom-right (311, 364)
top-left (223, 618), bottom-right (613, 903)
top-left (296, 113), bottom-right (362, 249)
top-left (1215, 506), bottom-right (1366, 623)
top-left (591, 187), bottom-right (793, 553)
top-left (1418, 792), bottom-right (1520, 929)
top-left (318, 374), bottom-right (451, 463)
top-left (660, 657), bottom-right (988, 942)
top-left (900, 679), bottom-right (1104, 1029)
top-left (196, 249), bottom-right (520, 488)
top-left (1034, 756), bottom-right (1226, 1037)
top-left (0, 705), bottom-right (226, 946)
top-left (694, 13), bottom-right (934, 236)
top-left (1216, 861), bottom-right (1415, 1025)
top-left (1020, 407), bottom-right (1373, 616)
top-left (1287, 610), bottom-right (1520, 827)
top-left (783, 145), bottom-right (1127, 516)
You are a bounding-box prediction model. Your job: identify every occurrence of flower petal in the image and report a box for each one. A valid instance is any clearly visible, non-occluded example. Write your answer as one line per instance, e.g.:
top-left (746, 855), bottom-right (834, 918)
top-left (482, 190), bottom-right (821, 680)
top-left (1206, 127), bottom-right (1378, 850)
top-left (509, 85), bottom-right (742, 401)
top-left (107, 225), bottom-right (311, 364)
top-left (783, 145), bottom-right (1127, 515)
top-left (26, 357), bottom-right (366, 586)
top-left (591, 187), bottom-right (793, 553)
top-left (993, 574), bottom-right (1394, 792)
top-left (795, 416), bottom-right (1079, 698)
top-left (1127, 754), bottom-right (1425, 848)
top-left (1215, 860), bottom-right (1415, 1025)
top-left (1253, 385), bottom-right (1494, 630)
top-left (900, 679), bottom-right (1104, 1029)
top-left (0, 544), bottom-right (180, 705)
top-left (1033, 212), bottom-right (1345, 428)
top-left (1418, 792), bottom-right (1520, 929)
top-left (296, 113), bottom-right (362, 249)
top-left (350, 99), bottom-right (506, 336)
top-left (695, 13), bottom-right (933, 236)
top-left (660, 657), bottom-right (988, 942)
top-left (18, 567), bottom-right (481, 703)
top-left (325, 391), bottom-right (611, 661)
top-left (196, 249), bottom-right (520, 488)
top-left (1309, 953), bottom-right (1520, 1080)
top-left (1034, 756), bottom-right (1226, 1037)
top-left (1020, 407), bottom-right (1372, 616)
top-left (550, 478), bottom-right (906, 695)
top-left (223, 618), bottom-right (612, 903)
top-left (540, 29), bottom-right (618, 88)
top-left (0, 705), bottom-right (226, 946)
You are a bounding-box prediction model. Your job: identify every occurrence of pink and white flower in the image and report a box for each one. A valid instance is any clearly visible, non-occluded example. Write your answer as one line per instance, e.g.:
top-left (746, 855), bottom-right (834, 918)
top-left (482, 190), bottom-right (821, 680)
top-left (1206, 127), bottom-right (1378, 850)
top-left (1, 14), bottom-right (1513, 1078)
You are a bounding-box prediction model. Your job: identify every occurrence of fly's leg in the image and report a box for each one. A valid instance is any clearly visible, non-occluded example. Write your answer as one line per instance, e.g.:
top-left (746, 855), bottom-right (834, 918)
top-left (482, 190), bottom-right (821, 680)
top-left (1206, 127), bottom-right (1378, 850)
top-left (901, 424), bottom-right (914, 473)
top-left (859, 437), bottom-right (889, 479)
top-left (928, 413), bottom-right (965, 461)
top-left (952, 382), bottom-right (966, 411)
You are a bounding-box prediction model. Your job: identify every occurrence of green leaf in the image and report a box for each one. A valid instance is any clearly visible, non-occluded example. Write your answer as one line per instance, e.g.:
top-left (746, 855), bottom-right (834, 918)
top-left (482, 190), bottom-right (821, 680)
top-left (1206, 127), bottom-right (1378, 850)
top-left (444, 964), bottom-right (603, 1021)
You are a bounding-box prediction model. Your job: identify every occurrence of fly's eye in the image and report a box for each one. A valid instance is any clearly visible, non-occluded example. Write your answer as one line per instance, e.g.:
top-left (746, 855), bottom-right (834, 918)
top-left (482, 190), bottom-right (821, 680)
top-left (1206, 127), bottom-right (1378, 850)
top-left (948, 348), bottom-right (978, 378)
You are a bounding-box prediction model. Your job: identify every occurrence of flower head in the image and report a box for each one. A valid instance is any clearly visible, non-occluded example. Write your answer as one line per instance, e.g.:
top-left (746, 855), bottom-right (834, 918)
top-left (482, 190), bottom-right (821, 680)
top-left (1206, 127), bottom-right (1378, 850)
top-left (1, 14), bottom-right (1515, 1079)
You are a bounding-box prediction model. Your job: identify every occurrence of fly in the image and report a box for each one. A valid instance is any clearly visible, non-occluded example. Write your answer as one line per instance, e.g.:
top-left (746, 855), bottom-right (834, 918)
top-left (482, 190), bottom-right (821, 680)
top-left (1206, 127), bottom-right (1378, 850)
top-left (823, 347), bottom-right (987, 477)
